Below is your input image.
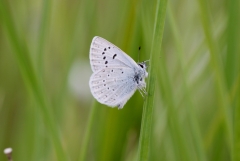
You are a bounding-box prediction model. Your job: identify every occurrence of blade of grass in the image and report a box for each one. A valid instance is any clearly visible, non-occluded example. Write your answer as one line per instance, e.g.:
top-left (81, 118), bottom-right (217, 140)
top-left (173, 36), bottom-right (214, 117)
top-left (0, 1), bottom-right (68, 161)
top-left (157, 51), bottom-right (192, 161)
top-left (54, 0), bottom-right (86, 115)
top-left (33, 1), bottom-right (52, 159)
top-left (225, 0), bottom-right (240, 89)
top-left (37, 0), bottom-right (51, 74)
top-left (227, 0), bottom-right (240, 160)
top-left (78, 101), bottom-right (98, 161)
top-left (204, 74), bottom-right (240, 150)
top-left (137, 0), bottom-right (168, 160)
top-left (168, 4), bottom-right (207, 161)
top-left (197, 0), bottom-right (233, 158)
top-left (235, 76), bottom-right (240, 161)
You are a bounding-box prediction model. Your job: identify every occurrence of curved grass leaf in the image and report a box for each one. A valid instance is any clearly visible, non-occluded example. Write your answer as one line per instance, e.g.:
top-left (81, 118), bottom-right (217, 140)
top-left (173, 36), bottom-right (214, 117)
top-left (0, 1), bottom-right (67, 161)
top-left (137, 0), bottom-right (168, 160)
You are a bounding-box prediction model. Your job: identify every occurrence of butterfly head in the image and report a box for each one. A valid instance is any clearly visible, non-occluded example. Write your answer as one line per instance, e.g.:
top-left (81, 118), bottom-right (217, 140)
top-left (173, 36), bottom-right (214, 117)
top-left (138, 60), bottom-right (149, 78)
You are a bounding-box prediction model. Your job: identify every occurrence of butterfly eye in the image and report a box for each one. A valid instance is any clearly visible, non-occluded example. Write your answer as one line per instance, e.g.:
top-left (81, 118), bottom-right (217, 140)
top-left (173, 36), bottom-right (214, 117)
top-left (139, 64), bottom-right (144, 68)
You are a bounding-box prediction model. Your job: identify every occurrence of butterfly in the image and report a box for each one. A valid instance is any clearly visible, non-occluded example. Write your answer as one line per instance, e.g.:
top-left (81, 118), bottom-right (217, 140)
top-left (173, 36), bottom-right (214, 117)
top-left (89, 36), bottom-right (148, 109)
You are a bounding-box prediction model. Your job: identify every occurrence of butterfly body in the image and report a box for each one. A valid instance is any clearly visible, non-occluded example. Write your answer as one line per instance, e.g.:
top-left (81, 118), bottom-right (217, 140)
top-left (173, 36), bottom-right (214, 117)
top-left (89, 36), bottom-right (148, 109)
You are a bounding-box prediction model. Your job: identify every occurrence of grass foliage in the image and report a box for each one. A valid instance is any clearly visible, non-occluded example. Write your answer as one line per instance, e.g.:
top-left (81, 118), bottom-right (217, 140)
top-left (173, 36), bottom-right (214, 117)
top-left (0, 0), bottom-right (239, 161)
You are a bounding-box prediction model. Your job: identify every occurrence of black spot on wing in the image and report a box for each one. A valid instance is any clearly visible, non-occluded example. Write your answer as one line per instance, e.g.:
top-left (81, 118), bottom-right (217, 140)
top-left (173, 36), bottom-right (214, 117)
top-left (113, 54), bottom-right (117, 59)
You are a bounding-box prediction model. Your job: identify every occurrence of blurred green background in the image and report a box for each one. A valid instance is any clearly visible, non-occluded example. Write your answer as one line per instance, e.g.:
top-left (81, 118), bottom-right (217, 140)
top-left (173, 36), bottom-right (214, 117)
top-left (0, 0), bottom-right (239, 161)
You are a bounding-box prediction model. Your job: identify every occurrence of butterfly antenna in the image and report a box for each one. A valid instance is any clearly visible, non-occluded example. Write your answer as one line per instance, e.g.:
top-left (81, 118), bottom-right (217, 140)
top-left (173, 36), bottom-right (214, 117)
top-left (138, 46), bottom-right (141, 63)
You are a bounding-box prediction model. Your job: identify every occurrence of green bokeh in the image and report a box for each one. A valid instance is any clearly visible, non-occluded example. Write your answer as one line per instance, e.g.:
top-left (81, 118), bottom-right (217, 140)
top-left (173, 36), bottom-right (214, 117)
top-left (0, 0), bottom-right (239, 161)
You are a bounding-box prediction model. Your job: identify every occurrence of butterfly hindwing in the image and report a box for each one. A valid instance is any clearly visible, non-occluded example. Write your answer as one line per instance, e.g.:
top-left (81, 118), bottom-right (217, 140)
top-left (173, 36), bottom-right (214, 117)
top-left (89, 67), bottom-right (137, 108)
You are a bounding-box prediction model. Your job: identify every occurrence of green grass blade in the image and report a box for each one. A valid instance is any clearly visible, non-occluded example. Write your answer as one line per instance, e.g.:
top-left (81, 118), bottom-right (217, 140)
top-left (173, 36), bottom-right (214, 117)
top-left (0, 2), bottom-right (68, 161)
top-left (79, 101), bottom-right (98, 161)
top-left (235, 77), bottom-right (240, 161)
top-left (226, 0), bottom-right (240, 160)
top-left (168, 4), bottom-right (207, 161)
top-left (137, 0), bottom-right (168, 160)
top-left (37, 0), bottom-right (51, 74)
top-left (158, 52), bottom-right (192, 161)
top-left (197, 0), bottom-right (233, 158)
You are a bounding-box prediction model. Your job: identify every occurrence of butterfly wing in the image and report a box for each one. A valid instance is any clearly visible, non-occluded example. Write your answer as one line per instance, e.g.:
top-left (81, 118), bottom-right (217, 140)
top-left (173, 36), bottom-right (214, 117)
top-left (89, 36), bottom-right (138, 72)
top-left (89, 67), bottom-right (137, 109)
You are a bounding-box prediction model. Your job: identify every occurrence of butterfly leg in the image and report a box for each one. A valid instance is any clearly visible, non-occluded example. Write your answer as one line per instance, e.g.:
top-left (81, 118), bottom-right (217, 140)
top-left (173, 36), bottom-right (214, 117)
top-left (138, 87), bottom-right (148, 98)
top-left (138, 89), bottom-right (144, 98)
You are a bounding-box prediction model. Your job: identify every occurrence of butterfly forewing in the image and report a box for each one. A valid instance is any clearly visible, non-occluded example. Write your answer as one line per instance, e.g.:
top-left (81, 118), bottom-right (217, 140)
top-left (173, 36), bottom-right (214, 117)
top-left (90, 36), bottom-right (138, 72)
